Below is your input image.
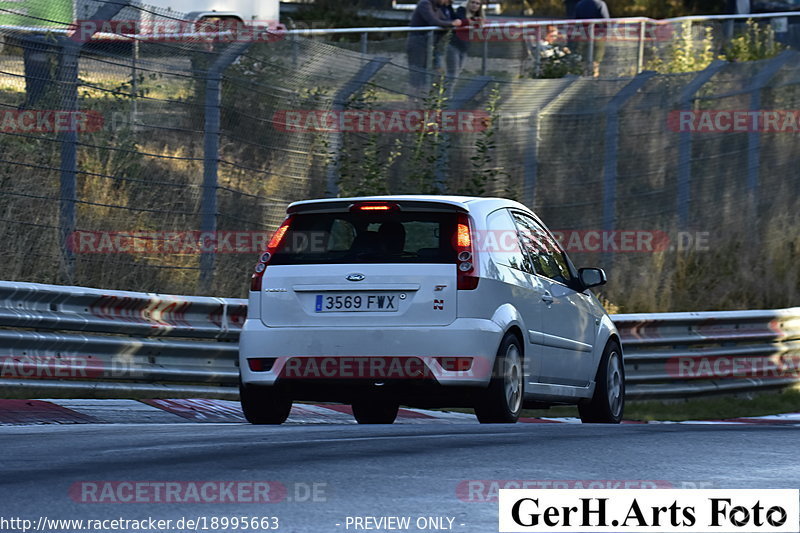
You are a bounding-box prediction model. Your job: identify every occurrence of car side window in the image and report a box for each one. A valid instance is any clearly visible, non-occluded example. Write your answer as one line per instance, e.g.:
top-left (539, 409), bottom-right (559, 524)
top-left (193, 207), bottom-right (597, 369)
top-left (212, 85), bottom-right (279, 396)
top-left (511, 211), bottom-right (574, 285)
top-left (485, 209), bottom-right (531, 273)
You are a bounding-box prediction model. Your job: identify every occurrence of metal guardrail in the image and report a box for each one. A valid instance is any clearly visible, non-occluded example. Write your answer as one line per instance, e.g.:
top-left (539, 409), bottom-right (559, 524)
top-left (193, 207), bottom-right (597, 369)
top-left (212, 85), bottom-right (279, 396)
top-left (0, 281), bottom-right (798, 401)
top-left (614, 308), bottom-right (800, 400)
top-left (0, 281), bottom-right (244, 399)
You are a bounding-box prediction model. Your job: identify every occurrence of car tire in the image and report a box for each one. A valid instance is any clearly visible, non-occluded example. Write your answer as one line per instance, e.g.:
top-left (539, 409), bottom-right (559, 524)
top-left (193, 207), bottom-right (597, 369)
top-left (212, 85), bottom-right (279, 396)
top-left (578, 340), bottom-right (625, 424)
top-left (352, 398), bottom-right (399, 424)
top-left (474, 332), bottom-right (523, 424)
top-left (239, 380), bottom-right (292, 425)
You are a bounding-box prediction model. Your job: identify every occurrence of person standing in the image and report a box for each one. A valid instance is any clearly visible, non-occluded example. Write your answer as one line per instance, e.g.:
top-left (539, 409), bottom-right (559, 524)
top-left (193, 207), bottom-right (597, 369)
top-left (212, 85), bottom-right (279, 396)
top-left (407, 0), bottom-right (463, 91)
top-left (447, 0), bottom-right (484, 81)
top-left (574, 0), bottom-right (610, 77)
top-left (433, 0), bottom-right (458, 72)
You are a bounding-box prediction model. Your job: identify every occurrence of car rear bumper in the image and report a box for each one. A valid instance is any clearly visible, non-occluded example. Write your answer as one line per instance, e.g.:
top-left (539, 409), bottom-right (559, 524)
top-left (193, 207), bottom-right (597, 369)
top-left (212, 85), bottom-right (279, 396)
top-left (239, 318), bottom-right (503, 388)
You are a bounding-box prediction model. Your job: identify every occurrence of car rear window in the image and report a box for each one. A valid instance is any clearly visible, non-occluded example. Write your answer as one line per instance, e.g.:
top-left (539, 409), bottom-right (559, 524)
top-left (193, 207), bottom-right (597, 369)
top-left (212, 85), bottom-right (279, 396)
top-left (269, 211), bottom-right (459, 265)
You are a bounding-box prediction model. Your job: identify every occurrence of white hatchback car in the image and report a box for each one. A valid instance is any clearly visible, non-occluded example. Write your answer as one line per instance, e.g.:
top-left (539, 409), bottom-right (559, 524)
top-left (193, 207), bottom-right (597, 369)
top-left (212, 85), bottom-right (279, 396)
top-left (239, 196), bottom-right (624, 424)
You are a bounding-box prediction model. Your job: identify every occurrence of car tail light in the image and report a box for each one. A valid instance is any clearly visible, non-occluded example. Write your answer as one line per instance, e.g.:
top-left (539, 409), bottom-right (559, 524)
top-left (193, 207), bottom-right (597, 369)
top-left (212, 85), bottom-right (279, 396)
top-left (456, 213), bottom-right (479, 290)
top-left (251, 216), bottom-right (292, 291)
top-left (350, 201), bottom-right (399, 212)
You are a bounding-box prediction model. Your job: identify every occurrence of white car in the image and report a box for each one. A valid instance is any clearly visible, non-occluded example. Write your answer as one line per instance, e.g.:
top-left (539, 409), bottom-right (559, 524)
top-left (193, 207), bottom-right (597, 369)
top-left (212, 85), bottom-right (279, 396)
top-left (239, 195), bottom-right (624, 424)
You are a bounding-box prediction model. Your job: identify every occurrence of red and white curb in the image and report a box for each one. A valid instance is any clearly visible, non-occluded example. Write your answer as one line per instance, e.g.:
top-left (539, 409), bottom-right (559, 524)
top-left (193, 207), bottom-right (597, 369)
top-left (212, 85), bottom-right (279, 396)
top-left (0, 399), bottom-right (799, 426)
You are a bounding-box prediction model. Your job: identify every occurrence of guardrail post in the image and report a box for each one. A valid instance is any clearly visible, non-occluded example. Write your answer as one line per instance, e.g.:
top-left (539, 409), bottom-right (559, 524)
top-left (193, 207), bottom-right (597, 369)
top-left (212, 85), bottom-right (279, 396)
top-left (55, 0), bottom-right (131, 284)
top-left (601, 71), bottom-right (656, 267)
top-left (325, 58), bottom-right (392, 197)
top-left (674, 60), bottom-right (725, 228)
top-left (201, 41), bottom-right (254, 293)
top-left (743, 50), bottom-right (795, 220)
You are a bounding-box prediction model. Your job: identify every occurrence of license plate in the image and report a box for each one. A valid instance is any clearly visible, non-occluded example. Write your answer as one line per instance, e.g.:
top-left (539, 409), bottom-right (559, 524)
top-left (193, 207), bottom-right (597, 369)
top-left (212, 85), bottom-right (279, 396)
top-left (315, 293), bottom-right (399, 312)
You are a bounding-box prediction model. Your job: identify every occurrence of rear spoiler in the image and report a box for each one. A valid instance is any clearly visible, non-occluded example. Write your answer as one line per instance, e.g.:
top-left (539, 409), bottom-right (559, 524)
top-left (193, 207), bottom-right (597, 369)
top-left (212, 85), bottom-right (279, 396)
top-left (287, 200), bottom-right (470, 214)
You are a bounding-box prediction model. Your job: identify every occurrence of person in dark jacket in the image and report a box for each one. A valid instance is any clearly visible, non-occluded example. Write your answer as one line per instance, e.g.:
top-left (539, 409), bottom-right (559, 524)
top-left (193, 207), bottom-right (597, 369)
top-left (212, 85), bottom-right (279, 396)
top-left (447, 0), bottom-right (484, 80)
top-left (433, 0), bottom-right (458, 72)
top-left (574, 0), bottom-right (610, 77)
top-left (407, 0), bottom-right (462, 91)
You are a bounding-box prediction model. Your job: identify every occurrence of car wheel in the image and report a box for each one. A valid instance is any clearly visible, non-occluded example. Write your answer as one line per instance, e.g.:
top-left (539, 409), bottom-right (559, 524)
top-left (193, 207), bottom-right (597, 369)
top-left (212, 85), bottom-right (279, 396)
top-left (239, 380), bottom-right (292, 425)
top-left (579, 340), bottom-right (624, 424)
top-left (352, 398), bottom-right (399, 424)
top-left (475, 332), bottom-right (523, 424)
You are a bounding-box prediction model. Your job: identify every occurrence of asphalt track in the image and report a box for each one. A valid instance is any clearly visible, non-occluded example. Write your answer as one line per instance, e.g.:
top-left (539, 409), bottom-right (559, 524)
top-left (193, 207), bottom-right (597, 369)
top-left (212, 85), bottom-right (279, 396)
top-left (1, 421), bottom-right (798, 533)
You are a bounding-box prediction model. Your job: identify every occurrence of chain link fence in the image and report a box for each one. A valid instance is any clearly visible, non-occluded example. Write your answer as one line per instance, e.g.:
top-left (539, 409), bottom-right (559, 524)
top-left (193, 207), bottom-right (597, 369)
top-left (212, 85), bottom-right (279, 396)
top-left (1, 1), bottom-right (799, 311)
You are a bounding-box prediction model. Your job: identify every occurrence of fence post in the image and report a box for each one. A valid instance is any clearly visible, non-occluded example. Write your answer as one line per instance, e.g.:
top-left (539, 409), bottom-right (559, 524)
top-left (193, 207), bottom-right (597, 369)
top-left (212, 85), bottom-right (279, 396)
top-left (325, 58), bottom-right (392, 197)
top-left (426, 30), bottom-right (435, 87)
top-left (744, 50), bottom-right (795, 219)
top-left (601, 71), bottom-right (656, 266)
top-left (435, 76), bottom-right (494, 192)
top-left (200, 41), bottom-right (253, 293)
top-left (675, 60), bottom-right (725, 229)
top-left (524, 112), bottom-right (539, 205)
top-left (482, 38), bottom-right (488, 76)
top-left (523, 76), bottom-right (578, 208)
top-left (637, 21), bottom-right (645, 73)
top-left (55, 0), bottom-right (131, 284)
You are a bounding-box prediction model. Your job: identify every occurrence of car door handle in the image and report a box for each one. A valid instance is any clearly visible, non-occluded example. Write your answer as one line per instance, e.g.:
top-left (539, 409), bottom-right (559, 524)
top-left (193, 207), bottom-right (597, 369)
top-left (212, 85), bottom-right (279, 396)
top-left (541, 292), bottom-right (554, 304)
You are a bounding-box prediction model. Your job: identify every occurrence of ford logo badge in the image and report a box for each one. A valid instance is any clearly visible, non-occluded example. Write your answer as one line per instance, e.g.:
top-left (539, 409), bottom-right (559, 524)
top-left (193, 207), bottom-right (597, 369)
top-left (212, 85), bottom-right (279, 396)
top-left (346, 273), bottom-right (365, 282)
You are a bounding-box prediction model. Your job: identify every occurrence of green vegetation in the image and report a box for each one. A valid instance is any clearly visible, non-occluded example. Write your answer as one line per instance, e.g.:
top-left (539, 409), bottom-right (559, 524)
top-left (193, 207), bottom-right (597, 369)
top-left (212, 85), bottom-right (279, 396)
top-left (648, 19), bottom-right (786, 74)
top-left (722, 18), bottom-right (786, 62)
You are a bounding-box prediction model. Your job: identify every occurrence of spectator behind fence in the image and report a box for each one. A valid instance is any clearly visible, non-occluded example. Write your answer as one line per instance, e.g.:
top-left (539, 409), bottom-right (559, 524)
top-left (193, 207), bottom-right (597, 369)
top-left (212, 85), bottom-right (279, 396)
top-left (434, 0), bottom-right (458, 73)
top-left (574, 0), bottom-right (610, 77)
top-left (447, 0), bottom-right (485, 81)
top-left (407, 0), bottom-right (462, 92)
top-left (539, 24), bottom-right (570, 59)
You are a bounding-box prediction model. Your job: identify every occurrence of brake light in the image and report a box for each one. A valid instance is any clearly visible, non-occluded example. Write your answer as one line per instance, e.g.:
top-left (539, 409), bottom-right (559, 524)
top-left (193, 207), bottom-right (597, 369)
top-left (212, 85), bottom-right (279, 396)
top-left (456, 213), bottom-right (479, 290)
top-left (457, 223), bottom-right (471, 248)
top-left (267, 224), bottom-right (289, 248)
top-left (351, 202), bottom-right (398, 212)
top-left (251, 216), bottom-right (292, 291)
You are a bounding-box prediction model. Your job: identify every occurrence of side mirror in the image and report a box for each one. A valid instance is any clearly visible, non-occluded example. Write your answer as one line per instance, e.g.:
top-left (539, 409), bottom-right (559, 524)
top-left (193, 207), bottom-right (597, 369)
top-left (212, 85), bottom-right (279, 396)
top-left (579, 267), bottom-right (606, 289)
